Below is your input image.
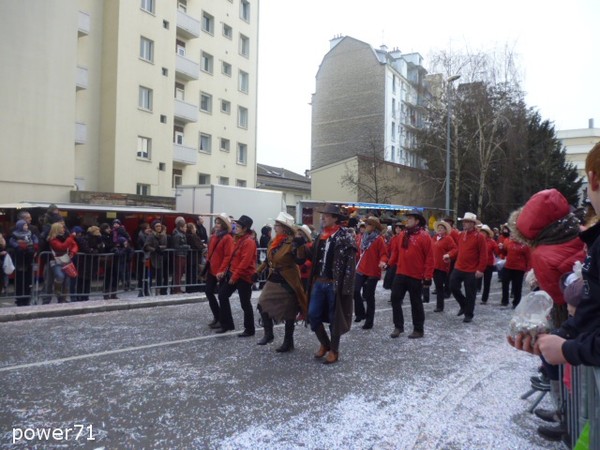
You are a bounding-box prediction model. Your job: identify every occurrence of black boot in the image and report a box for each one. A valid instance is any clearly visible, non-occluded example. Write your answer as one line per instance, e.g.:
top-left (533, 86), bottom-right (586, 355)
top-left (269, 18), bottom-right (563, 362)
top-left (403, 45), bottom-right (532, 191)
top-left (276, 320), bottom-right (295, 352)
top-left (257, 313), bottom-right (274, 345)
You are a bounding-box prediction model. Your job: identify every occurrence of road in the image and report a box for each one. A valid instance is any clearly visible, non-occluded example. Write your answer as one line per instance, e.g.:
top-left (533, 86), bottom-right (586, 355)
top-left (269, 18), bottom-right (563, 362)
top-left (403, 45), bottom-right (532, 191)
top-left (0, 279), bottom-right (563, 449)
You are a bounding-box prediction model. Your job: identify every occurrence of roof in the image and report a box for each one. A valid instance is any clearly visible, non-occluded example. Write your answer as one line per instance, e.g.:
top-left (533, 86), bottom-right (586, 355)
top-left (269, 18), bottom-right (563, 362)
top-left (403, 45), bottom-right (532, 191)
top-left (256, 163), bottom-right (311, 192)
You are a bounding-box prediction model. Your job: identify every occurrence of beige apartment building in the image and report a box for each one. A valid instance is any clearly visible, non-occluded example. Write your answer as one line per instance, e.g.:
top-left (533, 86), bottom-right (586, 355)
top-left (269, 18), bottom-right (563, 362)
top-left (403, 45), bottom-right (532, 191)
top-left (0, 0), bottom-right (258, 204)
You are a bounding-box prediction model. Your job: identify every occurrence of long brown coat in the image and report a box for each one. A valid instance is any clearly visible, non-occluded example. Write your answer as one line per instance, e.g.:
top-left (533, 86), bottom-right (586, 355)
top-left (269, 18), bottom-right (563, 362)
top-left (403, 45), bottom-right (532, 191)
top-left (258, 237), bottom-right (307, 317)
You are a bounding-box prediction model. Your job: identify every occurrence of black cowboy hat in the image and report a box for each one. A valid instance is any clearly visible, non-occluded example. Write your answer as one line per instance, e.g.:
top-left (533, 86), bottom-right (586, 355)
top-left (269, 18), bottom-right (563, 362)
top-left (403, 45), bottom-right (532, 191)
top-left (234, 215), bottom-right (253, 230)
top-left (405, 209), bottom-right (426, 227)
top-left (317, 203), bottom-right (348, 219)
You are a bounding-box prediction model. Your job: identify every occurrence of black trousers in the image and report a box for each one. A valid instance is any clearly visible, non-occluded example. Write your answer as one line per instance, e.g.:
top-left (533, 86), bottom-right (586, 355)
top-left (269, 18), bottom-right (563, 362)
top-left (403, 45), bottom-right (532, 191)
top-left (502, 268), bottom-right (525, 306)
top-left (450, 269), bottom-right (478, 318)
top-left (391, 274), bottom-right (424, 332)
top-left (480, 265), bottom-right (495, 303)
top-left (433, 269), bottom-right (447, 310)
top-left (218, 279), bottom-right (254, 333)
top-left (205, 273), bottom-right (220, 321)
top-left (353, 273), bottom-right (379, 325)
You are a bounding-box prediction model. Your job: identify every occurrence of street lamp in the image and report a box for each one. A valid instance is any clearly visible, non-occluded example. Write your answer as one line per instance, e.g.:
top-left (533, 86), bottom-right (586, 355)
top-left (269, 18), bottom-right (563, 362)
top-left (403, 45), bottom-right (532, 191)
top-left (445, 74), bottom-right (461, 217)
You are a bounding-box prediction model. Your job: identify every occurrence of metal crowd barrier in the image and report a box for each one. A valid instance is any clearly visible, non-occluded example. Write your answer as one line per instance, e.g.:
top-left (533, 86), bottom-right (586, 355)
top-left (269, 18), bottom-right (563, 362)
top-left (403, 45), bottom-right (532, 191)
top-left (563, 364), bottom-right (600, 449)
top-left (1, 248), bottom-right (269, 306)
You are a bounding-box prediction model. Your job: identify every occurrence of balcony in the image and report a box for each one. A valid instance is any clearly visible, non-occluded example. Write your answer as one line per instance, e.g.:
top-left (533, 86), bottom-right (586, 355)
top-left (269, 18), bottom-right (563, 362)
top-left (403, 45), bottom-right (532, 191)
top-left (174, 98), bottom-right (198, 123)
top-left (173, 143), bottom-right (197, 165)
top-left (75, 122), bottom-right (87, 145)
top-left (78, 11), bottom-right (90, 36)
top-left (76, 65), bottom-right (88, 90)
top-left (175, 54), bottom-right (199, 80)
top-left (176, 10), bottom-right (200, 39)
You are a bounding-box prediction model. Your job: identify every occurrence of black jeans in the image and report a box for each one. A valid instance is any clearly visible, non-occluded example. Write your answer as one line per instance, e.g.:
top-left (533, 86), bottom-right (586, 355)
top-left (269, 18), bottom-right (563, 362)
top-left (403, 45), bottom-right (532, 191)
top-left (450, 269), bottom-right (478, 318)
top-left (433, 269), bottom-right (447, 310)
top-left (218, 279), bottom-right (254, 333)
top-left (354, 273), bottom-right (379, 325)
top-left (205, 273), bottom-right (220, 321)
top-left (391, 274), bottom-right (424, 332)
top-left (480, 265), bottom-right (495, 303)
top-left (502, 268), bottom-right (525, 306)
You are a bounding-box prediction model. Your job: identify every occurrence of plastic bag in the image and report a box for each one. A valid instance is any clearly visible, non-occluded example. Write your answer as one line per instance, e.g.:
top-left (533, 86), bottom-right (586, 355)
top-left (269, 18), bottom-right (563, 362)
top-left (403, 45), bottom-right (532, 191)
top-left (3, 253), bottom-right (15, 275)
top-left (495, 257), bottom-right (506, 271)
top-left (508, 290), bottom-right (553, 343)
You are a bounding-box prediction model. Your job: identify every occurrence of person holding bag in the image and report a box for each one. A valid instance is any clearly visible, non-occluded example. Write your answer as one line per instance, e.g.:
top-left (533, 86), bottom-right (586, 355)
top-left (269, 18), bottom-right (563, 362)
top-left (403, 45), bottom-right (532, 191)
top-left (47, 222), bottom-right (79, 303)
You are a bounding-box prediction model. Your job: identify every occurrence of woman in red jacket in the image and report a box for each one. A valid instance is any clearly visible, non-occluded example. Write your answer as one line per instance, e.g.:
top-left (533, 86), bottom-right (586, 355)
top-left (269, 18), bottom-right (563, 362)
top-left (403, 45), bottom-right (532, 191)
top-left (501, 237), bottom-right (530, 308)
top-left (431, 220), bottom-right (456, 312)
top-left (480, 225), bottom-right (500, 305)
top-left (216, 215), bottom-right (257, 336)
top-left (353, 217), bottom-right (388, 329)
top-left (204, 213), bottom-right (234, 329)
top-left (47, 222), bottom-right (79, 303)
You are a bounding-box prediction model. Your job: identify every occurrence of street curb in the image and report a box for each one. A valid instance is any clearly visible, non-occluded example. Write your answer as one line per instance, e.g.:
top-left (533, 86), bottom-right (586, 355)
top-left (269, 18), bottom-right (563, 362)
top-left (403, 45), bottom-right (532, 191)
top-left (0, 295), bottom-right (207, 323)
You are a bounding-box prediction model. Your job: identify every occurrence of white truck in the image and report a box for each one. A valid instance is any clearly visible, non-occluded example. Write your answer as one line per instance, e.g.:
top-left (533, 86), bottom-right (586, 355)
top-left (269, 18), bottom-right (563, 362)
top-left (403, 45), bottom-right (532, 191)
top-left (176, 184), bottom-right (286, 233)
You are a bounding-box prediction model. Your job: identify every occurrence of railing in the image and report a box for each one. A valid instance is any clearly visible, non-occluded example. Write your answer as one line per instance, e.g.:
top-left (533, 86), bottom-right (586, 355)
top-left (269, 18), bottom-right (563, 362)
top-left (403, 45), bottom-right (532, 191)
top-left (1, 249), bottom-right (268, 306)
top-left (563, 364), bottom-right (600, 449)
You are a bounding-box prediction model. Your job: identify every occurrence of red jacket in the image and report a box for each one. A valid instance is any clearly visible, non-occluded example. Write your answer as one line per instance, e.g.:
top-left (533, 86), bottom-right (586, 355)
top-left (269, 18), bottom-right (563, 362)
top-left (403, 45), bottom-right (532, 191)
top-left (448, 229), bottom-right (487, 273)
top-left (504, 239), bottom-right (531, 272)
top-left (498, 234), bottom-right (509, 258)
top-left (432, 234), bottom-right (456, 272)
top-left (356, 235), bottom-right (388, 278)
top-left (389, 228), bottom-right (433, 280)
top-left (207, 232), bottom-right (234, 276)
top-left (449, 228), bottom-right (460, 245)
top-left (229, 233), bottom-right (257, 284)
top-left (49, 235), bottom-right (78, 257)
top-left (485, 236), bottom-right (500, 267)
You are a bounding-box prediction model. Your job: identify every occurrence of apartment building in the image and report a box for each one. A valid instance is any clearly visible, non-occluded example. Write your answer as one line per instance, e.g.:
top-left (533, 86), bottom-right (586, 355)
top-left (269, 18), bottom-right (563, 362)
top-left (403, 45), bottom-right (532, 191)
top-left (0, 0), bottom-right (258, 204)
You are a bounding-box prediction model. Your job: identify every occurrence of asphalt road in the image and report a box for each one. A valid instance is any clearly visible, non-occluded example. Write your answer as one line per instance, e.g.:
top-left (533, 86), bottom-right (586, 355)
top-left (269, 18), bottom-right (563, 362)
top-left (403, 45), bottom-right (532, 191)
top-left (0, 278), bottom-right (563, 449)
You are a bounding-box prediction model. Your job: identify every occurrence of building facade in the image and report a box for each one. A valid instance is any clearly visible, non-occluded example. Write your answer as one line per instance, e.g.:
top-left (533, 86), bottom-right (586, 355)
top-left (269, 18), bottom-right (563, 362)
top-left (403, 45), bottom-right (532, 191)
top-left (0, 0), bottom-right (258, 204)
top-left (311, 35), bottom-right (430, 172)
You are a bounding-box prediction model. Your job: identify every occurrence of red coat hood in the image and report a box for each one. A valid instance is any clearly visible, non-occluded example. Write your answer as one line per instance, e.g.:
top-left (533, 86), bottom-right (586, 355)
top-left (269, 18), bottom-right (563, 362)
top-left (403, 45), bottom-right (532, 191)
top-left (515, 189), bottom-right (571, 241)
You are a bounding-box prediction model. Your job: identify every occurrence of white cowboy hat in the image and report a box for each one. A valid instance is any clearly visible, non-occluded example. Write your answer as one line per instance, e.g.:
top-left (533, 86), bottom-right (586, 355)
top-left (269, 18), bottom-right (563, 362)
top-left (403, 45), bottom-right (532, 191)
top-left (295, 224), bottom-right (313, 242)
top-left (271, 211), bottom-right (295, 230)
top-left (433, 220), bottom-right (452, 234)
top-left (215, 212), bottom-right (232, 232)
top-left (458, 212), bottom-right (477, 223)
top-left (480, 224), bottom-right (494, 238)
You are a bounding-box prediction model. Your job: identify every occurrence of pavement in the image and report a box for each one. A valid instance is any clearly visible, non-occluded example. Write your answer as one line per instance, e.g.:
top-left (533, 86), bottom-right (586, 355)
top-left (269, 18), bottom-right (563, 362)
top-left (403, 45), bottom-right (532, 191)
top-left (0, 279), bottom-right (565, 449)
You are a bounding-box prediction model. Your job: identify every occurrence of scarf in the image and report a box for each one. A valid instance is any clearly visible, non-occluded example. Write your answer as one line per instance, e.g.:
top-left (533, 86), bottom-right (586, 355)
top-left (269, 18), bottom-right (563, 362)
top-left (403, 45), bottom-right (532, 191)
top-left (361, 231), bottom-right (378, 252)
top-left (269, 233), bottom-right (288, 257)
top-left (320, 225), bottom-right (340, 240)
top-left (533, 213), bottom-right (581, 247)
top-left (402, 225), bottom-right (421, 249)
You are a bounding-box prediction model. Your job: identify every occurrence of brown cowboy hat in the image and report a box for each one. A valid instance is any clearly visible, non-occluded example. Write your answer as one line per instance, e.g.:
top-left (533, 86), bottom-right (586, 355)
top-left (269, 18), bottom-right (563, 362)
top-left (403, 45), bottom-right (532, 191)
top-left (365, 216), bottom-right (386, 232)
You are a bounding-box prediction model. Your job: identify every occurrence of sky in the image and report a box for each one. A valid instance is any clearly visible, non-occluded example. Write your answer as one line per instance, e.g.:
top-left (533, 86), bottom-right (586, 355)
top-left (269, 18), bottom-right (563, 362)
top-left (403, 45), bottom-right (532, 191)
top-left (256, 0), bottom-right (600, 176)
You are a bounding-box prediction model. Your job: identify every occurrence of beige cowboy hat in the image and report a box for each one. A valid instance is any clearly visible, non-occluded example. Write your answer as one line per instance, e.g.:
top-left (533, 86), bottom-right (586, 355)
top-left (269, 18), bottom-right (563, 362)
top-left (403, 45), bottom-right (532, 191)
top-left (215, 212), bottom-right (232, 232)
top-left (295, 224), bottom-right (313, 242)
top-left (480, 224), bottom-right (494, 238)
top-left (458, 212), bottom-right (477, 223)
top-left (433, 220), bottom-right (452, 234)
top-left (271, 211), bottom-right (295, 230)
top-left (364, 216), bottom-right (386, 232)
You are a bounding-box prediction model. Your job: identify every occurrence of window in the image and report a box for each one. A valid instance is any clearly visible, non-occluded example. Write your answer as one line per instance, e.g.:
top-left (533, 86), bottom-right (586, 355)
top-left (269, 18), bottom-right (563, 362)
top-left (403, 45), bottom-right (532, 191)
top-left (139, 86), bottom-right (153, 111)
top-left (200, 92), bottom-right (212, 113)
top-left (199, 133), bottom-right (212, 153)
top-left (175, 82), bottom-right (185, 100)
top-left (177, 0), bottom-right (187, 12)
top-left (218, 176), bottom-right (229, 186)
top-left (140, 37), bottom-right (154, 62)
top-left (141, 0), bottom-right (154, 14)
top-left (163, 20), bottom-right (169, 29)
top-left (220, 99), bottom-right (231, 114)
top-left (220, 138), bottom-right (230, 152)
top-left (198, 173), bottom-right (210, 185)
top-left (172, 169), bottom-right (182, 188)
top-left (237, 143), bottom-right (247, 165)
top-left (137, 136), bottom-right (151, 159)
top-left (236, 179), bottom-right (247, 187)
top-left (222, 61), bottom-right (232, 77)
top-left (239, 34), bottom-right (249, 58)
top-left (160, 115), bottom-right (167, 123)
top-left (238, 106), bottom-right (248, 129)
top-left (223, 23), bottom-right (232, 39)
top-left (240, 0), bottom-right (250, 22)
top-left (201, 51), bottom-right (213, 74)
top-left (391, 121), bottom-right (396, 140)
top-left (136, 183), bottom-right (150, 195)
top-left (202, 12), bottom-right (214, 34)
top-left (162, 67), bottom-right (168, 76)
top-left (239, 70), bottom-right (249, 93)
top-left (176, 40), bottom-right (186, 56)
top-left (174, 125), bottom-right (184, 144)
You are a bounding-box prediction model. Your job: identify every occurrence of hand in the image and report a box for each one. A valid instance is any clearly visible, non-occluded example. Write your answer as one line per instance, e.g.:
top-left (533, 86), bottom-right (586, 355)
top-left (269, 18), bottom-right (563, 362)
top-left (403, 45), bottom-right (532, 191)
top-left (422, 279), bottom-right (432, 287)
top-left (475, 271), bottom-right (484, 279)
top-left (507, 332), bottom-right (538, 354)
top-left (535, 334), bottom-right (568, 365)
top-left (216, 272), bottom-right (225, 280)
top-left (379, 262), bottom-right (387, 270)
top-left (442, 254), bottom-right (450, 263)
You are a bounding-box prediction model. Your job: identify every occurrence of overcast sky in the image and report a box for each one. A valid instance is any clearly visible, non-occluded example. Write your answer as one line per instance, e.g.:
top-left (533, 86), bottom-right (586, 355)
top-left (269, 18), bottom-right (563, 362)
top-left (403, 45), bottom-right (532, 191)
top-left (255, 0), bottom-right (599, 176)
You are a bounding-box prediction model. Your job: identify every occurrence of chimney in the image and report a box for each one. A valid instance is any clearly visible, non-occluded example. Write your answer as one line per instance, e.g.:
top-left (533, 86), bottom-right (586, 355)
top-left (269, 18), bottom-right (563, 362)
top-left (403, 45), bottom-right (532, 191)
top-left (590, 118), bottom-right (595, 129)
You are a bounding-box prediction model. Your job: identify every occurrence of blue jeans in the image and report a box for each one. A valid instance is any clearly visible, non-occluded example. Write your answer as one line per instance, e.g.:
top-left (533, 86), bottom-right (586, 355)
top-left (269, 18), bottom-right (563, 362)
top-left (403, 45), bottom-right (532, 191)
top-left (52, 263), bottom-right (66, 283)
top-left (308, 281), bottom-right (336, 332)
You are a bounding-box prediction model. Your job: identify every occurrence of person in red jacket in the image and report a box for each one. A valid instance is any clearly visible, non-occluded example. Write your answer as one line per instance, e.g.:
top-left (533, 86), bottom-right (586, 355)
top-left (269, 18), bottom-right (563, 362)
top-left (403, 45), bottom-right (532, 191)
top-left (387, 209), bottom-right (433, 339)
top-left (443, 212), bottom-right (487, 323)
top-left (47, 222), bottom-right (79, 303)
top-left (216, 215), bottom-right (257, 336)
top-left (431, 220), bottom-right (456, 312)
top-left (479, 224), bottom-right (500, 304)
top-left (501, 236), bottom-right (531, 308)
top-left (353, 216), bottom-right (388, 329)
top-left (205, 213), bottom-right (234, 329)
top-left (295, 224), bottom-right (313, 294)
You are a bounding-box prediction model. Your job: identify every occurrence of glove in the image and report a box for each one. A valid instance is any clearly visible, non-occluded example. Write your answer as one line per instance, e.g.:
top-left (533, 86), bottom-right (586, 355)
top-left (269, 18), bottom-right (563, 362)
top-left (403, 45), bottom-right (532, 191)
top-left (422, 279), bottom-right (432, 287)
top-left (292, 236), bottom-right (306, 248)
